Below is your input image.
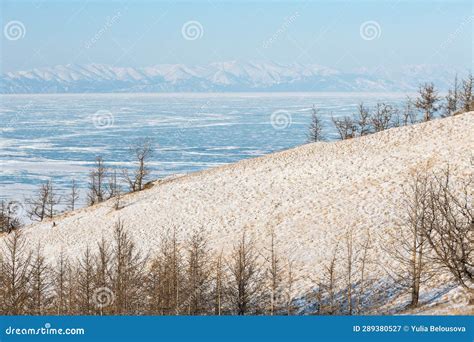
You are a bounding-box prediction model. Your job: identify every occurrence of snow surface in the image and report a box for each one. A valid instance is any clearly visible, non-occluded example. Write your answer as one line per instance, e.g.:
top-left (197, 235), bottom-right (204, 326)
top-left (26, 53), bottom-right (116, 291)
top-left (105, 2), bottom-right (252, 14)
top-left (3, 112), bottom-right (473, 313)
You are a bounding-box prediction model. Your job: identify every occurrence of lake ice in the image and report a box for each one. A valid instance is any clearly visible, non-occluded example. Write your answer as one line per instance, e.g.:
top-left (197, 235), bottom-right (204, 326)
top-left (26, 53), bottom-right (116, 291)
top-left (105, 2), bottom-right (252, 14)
top-left (0, 92), bottom-right (408, 209)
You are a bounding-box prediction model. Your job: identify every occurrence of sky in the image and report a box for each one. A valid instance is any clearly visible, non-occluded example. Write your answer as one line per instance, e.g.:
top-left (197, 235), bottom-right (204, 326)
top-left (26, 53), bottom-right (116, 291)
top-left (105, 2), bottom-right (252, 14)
top-left (0, 0), bottom-right (472, 73)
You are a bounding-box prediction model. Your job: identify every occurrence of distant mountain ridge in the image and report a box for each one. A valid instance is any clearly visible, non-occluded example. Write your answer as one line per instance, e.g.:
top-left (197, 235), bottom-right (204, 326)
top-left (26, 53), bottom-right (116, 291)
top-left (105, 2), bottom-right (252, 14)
top-left (0, 61), bottom-right (462, 93)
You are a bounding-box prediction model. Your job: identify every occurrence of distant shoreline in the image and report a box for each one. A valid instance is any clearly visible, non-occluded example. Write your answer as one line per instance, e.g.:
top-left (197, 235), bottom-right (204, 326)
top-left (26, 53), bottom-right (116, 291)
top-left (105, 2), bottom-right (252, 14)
top-left (0, 91), bottom-right (416, 97)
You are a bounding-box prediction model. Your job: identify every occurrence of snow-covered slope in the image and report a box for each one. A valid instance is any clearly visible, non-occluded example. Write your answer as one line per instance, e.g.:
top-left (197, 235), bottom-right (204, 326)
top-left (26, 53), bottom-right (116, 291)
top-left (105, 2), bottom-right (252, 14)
top-left (6, 113), bottom-right (474, 313)
top-left (0, 61), bottom-right (460, 93)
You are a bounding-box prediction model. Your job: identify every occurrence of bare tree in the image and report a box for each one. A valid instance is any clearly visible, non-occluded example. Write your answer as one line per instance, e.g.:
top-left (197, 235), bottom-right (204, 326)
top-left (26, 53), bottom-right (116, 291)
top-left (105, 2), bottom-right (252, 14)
top-left (227, 231), bottom-right (261, 315)
top-left (184, 227), bottom-right (211, 315)
top-left (0, 231), bottom-right (32, 315)
top-left (404, 173), bottom-right (430, 308)
top-left (113, 188), bottom-right (123, 211)
top-left (415, 82), bottom-right (440, 122)
top-left (444, 75), bottom-right (461, 117)
top-left (356, 102), bottom-right (371, 136)
top-left (319, 242), bottom-right (340, 315)
top-left (145, 253), bottom-right (162, 314)
top-left (422, 167), bottom-right (473, 304)
top-left (307, 106), bottom-right (325, 142)
top-left (123, 139), bottom-right (153, 192)
top-left (108, 170), bottom-right (119, 199)
top-left (384, 172), bottom-right (431, 308)
top-left (460, 73), bottom-right (473, 113)
top-left (402, 97), bottom-right (417, 126)
top-left (26, 180), bottom-right (59, 221)
top-left (67, 179), bottom-right (80, 211)
top-left (108, 170), bottom-right (123, 210)
top-left (27, 244), bottom-right (51, 315)
top-left (76, 246), bottom-right (95, 314)
top-left (0, 200), bottom-right (21, 233)
top-left (46, 181), bottom-right (61, 219)
top-left (66, 261), bottom-right (77, 314)
top-left (344, 230), bottom-right (354, 315)
top-left (110, 219), bottom-right (147, 315)
top-left (25, 182), bottom-right (48, 221)
top-left (371, 103), bottom-right (395, 132)
top-left (332, 115), bottom-right (357, 140)
top-left (212, 250), bottom-right (226, 315)
top-left (148, 227), bottom-right (184, 315)
top-left (355, 231), bottom-right (372, 314)
top-left (314, 281), bottom-right (324, 315)
top-left (264, 228), bottom-right (284, 315)
top-left (52, 251), bottom-right (71, 315)
top-left (94, 237), bottom-right (112, 315)
top-left (88, 156), bottom-right (108, 205)
top-left (168, 228), bottom-right (184, 315)
top-left (283, 258), bottom-right (296, 315)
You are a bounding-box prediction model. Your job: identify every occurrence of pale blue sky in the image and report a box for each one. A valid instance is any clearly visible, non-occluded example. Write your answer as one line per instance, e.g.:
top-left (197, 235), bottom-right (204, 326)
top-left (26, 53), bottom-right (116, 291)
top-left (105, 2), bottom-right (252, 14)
top-left (0, 0), bottom-right (472, 72)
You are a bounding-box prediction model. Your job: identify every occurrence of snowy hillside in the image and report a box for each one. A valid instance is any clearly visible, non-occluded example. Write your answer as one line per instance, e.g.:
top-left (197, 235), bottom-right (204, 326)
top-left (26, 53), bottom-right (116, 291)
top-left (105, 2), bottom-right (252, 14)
top-left (9, 112), bottom-right (473, 313)
top-left (0, 61), bottom-right (460, 93)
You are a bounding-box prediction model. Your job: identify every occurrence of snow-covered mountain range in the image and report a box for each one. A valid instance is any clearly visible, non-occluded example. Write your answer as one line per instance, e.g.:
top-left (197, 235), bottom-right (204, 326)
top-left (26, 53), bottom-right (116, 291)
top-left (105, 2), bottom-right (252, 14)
top-left (0, 61), bottom-right (463, 93)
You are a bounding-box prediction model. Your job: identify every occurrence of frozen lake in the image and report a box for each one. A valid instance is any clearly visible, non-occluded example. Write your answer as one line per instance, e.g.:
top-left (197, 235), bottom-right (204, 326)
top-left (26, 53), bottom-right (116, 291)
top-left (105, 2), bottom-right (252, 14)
top-left (0, 92), bottom-right (408, 208)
